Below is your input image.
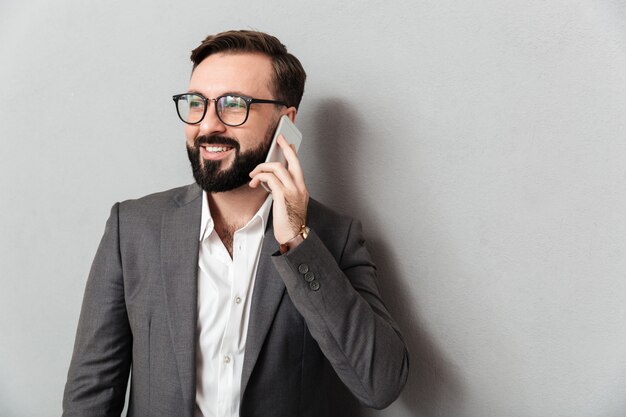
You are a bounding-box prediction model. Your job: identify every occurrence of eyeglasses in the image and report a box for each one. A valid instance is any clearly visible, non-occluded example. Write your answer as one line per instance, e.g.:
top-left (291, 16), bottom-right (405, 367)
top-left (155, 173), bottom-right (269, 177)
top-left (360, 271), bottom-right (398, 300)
top-left (172, 93), bottom-right (287, 126)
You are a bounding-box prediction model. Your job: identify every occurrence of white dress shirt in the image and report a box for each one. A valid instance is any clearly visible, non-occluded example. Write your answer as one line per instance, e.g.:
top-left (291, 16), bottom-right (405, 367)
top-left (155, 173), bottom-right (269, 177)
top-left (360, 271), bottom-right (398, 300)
top-left (194, 191), bottom-right (273, 417)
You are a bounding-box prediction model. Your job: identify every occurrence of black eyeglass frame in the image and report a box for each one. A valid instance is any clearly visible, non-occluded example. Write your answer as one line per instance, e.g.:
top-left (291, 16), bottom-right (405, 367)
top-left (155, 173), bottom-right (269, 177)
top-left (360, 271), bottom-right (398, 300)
top-left (172, 93), bottom-right (288, 127)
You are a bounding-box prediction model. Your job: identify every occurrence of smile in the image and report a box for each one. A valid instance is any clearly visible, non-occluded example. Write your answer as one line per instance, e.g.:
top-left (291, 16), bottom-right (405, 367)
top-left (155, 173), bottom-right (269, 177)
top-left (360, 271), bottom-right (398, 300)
top-left (199, 144), bottom-right (235, 161)
top-left (203, 145), bottom-right (232, 153)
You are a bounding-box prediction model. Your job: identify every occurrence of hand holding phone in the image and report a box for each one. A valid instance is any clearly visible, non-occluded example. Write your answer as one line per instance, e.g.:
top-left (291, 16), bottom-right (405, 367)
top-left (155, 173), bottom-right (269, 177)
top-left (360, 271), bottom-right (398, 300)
top-left (261, 115), bottom-right (303, 191)
top-left (249, 114), bottom-right (309, 244)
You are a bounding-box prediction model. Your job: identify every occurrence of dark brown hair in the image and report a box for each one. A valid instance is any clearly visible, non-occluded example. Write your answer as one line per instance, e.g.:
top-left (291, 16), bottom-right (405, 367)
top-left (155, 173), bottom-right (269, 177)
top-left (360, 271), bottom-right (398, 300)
top-left (191, 30), bottom-right (306, 109)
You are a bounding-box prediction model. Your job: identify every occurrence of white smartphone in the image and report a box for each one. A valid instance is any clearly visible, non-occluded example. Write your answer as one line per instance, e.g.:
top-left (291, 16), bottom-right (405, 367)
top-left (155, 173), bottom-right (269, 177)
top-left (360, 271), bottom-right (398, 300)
top-left (265, 115), bottom-right (303, 165)
top-left (261, 115), bottom-right (303, 191)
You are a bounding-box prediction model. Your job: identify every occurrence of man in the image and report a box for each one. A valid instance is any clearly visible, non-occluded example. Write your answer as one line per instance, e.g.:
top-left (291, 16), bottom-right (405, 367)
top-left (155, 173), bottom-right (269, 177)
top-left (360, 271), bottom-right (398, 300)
top-left (63, 30), bottom-right (409, 417)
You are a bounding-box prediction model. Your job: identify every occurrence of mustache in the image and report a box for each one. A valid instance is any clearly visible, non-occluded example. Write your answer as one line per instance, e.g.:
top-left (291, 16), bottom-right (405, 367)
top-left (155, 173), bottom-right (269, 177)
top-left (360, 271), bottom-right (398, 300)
top-left (193, 135), bottom-right (240, 150)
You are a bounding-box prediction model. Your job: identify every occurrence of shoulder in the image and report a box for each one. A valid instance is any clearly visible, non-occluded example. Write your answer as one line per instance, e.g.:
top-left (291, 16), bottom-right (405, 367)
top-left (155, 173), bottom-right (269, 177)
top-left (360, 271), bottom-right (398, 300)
top-left (117, 183), bottom-right (201, 213)
top-left (112, 183), bottom-right (202, 230)
top-left (307, 198), bottom-right (362, 250)
top-left (104, 183), bottom-right (201, 242)
top-left (307, 198), bottom-right (352, 227)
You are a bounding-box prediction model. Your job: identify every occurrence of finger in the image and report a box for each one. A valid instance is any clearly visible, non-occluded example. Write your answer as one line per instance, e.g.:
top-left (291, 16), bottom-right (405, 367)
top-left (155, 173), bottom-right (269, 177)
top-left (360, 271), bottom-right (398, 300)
top-left (249, 172), bottom-right (286, 197)
top-left (249, 161), bottom-right (284, 176)
top-left (276, 135), bottom-right (305, 187)
top-left (250, 161), bottom-right (297, 192)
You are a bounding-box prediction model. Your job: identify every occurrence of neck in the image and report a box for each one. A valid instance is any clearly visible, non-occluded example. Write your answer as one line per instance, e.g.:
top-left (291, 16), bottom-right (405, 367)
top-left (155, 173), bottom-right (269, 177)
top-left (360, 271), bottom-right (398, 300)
top-left (207, 183), bottom-right (269, 227)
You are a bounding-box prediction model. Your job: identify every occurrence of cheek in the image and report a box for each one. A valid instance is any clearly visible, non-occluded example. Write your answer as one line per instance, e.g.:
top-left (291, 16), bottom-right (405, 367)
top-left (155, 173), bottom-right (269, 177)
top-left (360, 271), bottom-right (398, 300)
top-left (236, 122), bottom-right (271, 150)
top-left (185, 125), bottom-right (197, 146)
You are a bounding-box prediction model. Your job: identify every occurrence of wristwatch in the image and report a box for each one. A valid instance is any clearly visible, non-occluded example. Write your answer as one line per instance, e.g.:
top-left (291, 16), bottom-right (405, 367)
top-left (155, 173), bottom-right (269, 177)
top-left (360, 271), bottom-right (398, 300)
top-left (279, 225), bottom-right (310, 254)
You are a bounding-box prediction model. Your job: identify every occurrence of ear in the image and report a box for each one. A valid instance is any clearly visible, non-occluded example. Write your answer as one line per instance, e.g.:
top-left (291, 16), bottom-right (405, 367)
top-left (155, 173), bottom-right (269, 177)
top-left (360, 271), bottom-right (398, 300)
top-left (283, 106), bottom-right (297, 123)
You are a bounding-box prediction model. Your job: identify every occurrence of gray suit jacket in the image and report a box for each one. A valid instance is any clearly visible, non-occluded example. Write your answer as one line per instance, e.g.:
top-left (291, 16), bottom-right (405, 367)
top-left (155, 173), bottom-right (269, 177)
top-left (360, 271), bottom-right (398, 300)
top-left (63, 184), bottom-right (409, 417)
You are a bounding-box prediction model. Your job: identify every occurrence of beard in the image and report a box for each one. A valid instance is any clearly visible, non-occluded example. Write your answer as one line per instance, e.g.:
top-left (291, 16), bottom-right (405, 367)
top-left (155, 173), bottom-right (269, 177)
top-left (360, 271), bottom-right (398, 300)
top-left (186, 124), bottom-right (275, 193)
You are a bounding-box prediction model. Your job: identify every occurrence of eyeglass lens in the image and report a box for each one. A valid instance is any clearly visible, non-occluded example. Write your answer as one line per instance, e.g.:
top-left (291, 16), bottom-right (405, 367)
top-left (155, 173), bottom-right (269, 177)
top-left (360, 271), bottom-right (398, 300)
top-left (176, 94), bottom-right (248, 126)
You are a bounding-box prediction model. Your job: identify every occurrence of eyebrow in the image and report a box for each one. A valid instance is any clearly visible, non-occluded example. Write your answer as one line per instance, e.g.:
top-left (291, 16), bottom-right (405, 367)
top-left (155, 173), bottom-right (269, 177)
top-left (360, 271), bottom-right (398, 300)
top-left (186, 90), bottom-right (253, 98)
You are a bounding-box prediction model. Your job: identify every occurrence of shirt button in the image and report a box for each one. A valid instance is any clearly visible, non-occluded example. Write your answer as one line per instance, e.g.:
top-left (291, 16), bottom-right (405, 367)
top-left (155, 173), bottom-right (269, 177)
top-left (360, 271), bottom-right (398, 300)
top-left (224, 355), bottom-right (231, 364)
top-left (298, 264), bottom-right (310, 274)
top-left (235, 296), bottom-right (242, 304)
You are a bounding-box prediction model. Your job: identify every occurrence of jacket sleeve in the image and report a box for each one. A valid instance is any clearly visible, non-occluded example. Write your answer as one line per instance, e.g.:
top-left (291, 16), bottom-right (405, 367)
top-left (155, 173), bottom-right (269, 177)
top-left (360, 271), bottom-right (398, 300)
top-left (63, 203), bottom-right (131, 417)
top-left (271, 219), bottom-right (409, 409)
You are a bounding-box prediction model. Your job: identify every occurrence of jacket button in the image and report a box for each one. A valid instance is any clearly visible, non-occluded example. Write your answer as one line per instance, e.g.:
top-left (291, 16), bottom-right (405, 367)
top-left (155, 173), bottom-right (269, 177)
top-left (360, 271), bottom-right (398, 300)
top-left (298, 264), bottom-right (309, 274)
top-left (309, 280), bottom-right (320, 291)
top-left (304, 271), bottom-right (315, 282)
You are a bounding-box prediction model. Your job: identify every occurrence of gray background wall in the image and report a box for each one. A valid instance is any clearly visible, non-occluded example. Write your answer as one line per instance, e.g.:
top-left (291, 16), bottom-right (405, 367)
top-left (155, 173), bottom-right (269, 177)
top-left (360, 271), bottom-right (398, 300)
top-left (1, 1), bottom-right (625, 416)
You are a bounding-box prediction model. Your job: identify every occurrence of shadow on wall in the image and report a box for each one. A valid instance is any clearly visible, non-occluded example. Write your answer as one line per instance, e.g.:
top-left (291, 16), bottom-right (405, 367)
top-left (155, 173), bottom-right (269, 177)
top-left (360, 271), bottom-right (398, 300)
top-left (310, 99), bottom-right (465, 416)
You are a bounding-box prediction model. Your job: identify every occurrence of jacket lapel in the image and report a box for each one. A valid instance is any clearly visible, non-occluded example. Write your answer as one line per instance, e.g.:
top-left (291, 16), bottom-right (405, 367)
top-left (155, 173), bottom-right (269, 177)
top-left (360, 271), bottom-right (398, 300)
top-left (160, 184), bottom-right (202, 413)
top-left (240, 215), bottom-right (286, 397)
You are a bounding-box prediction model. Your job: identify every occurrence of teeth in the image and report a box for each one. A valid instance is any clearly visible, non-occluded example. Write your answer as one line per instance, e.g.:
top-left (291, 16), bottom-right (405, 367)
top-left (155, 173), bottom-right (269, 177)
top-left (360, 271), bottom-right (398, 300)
top-left (204, 146), bottom-right (230, 152)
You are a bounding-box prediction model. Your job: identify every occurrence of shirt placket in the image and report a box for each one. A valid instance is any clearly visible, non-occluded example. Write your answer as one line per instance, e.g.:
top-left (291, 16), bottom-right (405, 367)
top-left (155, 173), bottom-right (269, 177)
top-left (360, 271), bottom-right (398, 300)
top-left (218, 230), bottom-right (248, 417)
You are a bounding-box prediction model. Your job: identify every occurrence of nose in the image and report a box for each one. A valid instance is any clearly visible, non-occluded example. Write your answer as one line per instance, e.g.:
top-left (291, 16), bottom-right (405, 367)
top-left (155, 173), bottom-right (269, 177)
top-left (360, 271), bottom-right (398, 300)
top-left (198, 101), bottom-right (227, 136)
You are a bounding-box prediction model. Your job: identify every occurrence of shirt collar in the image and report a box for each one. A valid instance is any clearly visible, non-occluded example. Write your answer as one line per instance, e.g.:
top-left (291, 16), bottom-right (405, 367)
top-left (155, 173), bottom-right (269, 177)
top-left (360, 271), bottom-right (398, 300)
top-left (199, 190), bottom-right (273, 241)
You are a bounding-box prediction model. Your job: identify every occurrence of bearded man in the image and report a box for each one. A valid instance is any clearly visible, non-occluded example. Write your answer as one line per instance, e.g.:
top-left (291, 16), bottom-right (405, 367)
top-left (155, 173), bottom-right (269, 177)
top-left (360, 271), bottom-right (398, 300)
top-left (63, 30), bottom-right (409, 417)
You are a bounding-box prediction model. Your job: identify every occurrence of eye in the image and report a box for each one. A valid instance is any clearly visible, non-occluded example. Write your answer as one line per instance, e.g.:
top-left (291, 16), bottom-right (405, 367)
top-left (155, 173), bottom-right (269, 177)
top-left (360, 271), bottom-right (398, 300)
top-left (189, 98), bottom-right (204, 110)
top-left (221, 96), bottom-right (247, 111)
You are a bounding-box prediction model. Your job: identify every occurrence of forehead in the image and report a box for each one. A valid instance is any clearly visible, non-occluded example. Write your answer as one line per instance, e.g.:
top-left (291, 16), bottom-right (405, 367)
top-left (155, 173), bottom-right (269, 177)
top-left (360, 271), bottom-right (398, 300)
top-left (188, 52), bottom-right (274, 97)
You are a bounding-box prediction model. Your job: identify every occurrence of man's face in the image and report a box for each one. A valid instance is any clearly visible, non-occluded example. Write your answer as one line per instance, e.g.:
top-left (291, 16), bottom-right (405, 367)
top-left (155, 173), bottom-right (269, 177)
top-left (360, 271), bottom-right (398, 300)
top-left (185, 52), bottom-right (286, 193)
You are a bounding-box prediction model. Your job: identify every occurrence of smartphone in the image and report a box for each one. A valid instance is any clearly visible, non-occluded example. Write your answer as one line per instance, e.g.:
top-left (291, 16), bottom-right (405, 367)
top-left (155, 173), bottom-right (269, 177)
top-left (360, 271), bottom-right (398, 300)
top-left (261, 115), bottom-right (303, 192)
top-left (265, 115), bottom-right (303, 165)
